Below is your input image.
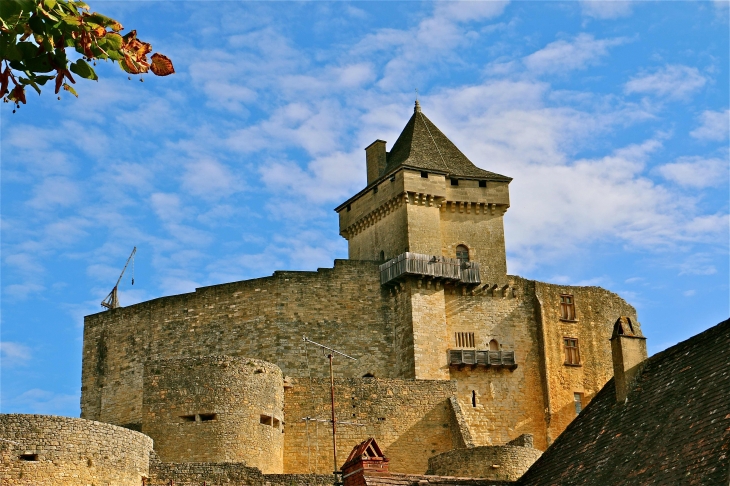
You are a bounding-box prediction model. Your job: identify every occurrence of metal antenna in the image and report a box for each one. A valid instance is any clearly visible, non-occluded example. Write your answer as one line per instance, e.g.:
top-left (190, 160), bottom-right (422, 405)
top-left (101, 247), bottom-right (136, 310)
top-left (302, 336), bottom-right (356, 485)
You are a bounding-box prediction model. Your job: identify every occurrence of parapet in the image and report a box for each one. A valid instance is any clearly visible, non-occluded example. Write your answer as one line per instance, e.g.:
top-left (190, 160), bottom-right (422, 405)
top-left (0, 414), bottom-right (153, 485)
top-left (142, 355), bottom-right (284, 473)
top-left (426, 435), bottom-right (541, 482)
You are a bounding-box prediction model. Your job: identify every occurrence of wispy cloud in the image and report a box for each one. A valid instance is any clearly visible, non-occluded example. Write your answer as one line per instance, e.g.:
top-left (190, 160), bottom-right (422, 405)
top-left (625, 65), bottom-right (707, 99)
top-left (0, 342), bottom-right (31, 367)
top-left (523, 34), bottom-right (629, 74)
top-left (1, 389), bottom-right (79, 416)
top-left (580, 0), bottom-right (634, 19)
top-left (690, 109), bottom-right (729, 141)
top-left (656, 156), bottom-right (729, 188)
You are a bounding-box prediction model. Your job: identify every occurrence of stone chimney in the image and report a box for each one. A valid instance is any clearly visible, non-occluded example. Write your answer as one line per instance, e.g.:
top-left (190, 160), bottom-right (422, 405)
top-left (610, 316), bottom-right (648, 403)
top-left (342, 438), bottom-right (390, 486)
top-left (365, 140), bottom-right (387, 185)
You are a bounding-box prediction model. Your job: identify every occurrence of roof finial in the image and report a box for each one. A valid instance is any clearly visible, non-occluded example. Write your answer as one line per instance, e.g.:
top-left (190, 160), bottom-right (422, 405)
top-left (415, 89), bottom-right (421, 113)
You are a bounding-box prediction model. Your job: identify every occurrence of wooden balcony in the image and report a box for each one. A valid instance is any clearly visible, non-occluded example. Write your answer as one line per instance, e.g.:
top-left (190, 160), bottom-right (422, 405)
top-left (379, 252), bottom-right (481, 286)
top-left (448, 349), bottom-right (517, 370)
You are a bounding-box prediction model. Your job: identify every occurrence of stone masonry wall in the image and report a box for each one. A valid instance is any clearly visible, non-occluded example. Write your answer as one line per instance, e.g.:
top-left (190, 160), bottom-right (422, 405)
top-left (533, 281), bottom-right (638, 446)
top-left (82, 259), bottom-right (394, 429)
top-left (142, 356), bottom-right (284, 473)
top-left (444, 277), bottom-right (548, 450)
top-left (0, 414), bottom-right (152, 486)
top-left (427, 443), bottom-right (541, 481)
top-left (283, 378), bottom-right (464, 475)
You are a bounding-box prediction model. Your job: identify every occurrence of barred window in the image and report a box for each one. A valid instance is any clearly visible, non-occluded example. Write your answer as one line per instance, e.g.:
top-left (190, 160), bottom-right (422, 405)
top-left (455, 332), bottom-right (475, 348)
top-left (456, 245), bottom-right (470, 263)
top-left (560, 294), bottom-right (576, 321)
top-left (564, 338), bottom-right (580, 365)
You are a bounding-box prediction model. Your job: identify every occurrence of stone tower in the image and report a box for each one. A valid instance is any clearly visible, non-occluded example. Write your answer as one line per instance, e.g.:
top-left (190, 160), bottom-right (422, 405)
top-left (335, 100), bottom-right (511, 282)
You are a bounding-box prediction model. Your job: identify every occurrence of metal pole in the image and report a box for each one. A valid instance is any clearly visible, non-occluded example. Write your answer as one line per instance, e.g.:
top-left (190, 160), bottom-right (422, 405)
top-left (329, 353), bottom-right (338, 477)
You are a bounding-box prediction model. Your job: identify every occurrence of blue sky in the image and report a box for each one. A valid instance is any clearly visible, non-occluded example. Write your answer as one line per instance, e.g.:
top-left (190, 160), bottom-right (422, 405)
top-left (1, 1), bottom-right (728, 417)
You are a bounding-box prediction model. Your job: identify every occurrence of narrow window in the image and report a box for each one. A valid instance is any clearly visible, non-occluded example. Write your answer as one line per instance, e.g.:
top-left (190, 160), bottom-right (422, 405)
top-left (346, 204), bottom-right (351, 212)
top-left (479, 180), bottom-right (487, 188)
top-left (564, 338), bottom-right (580, 365)
top-left (421, 171), bottom-right (429, 178)
top-left (488, 339), bottom-right (499, 351)
top-left (451, 179), bottom-right (459, 186)
top-left (373, 185), bottom-right (378, 194)
top-left (272, 418), bottom-right (281, 428)
top-left (456, 245), bottom-right (469, 263)
top-left (560, 294), bottom-right (576, 321)
top-left (574, 393), bottom-right (584, 415)
top-left (199, 413), bottom-right (217, 421)
top-left (455, 332), bottom-right (475, 348)
top-left (260, 414), bottom-right (272, 425)
top-left (19, 454), bottom-right (38, 461)
top-left (379, 251), bottom-right (385, 261)
top-left (471, 390), bottom-right (477, 407)
top-left (363, 373), bottom-right (375, 378)
top-left (180, 415), bottom-right (196, 422)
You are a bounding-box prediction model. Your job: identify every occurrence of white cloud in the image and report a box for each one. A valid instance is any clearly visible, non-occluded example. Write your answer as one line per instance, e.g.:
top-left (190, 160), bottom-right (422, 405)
top-left (26, 177), bottom-right (81, 210)
top-left (683, 289), bottom-right (696, 297)
top-left (523, 34), bottom-right (628, 74)
top-left (580, 0), bottom-right (633, 19)
top-left (181, 158), bottom-right (239, 199)
top-left (1, 389), bottom-right (79, 416)
top-left (677, 253), bottom-right (719, 276)
top-left (656, 156), bottom-right (728, 188)
top-left (0, 342), bottom-right (31, 367)
top-left (150, 193), bottom-right (183, 222)
top-left (690, 110), bottom-right (729, 141)
top-left (433, 1), bottom-right (509, 22)
top-left (625, 65), bottom-right (707, 99)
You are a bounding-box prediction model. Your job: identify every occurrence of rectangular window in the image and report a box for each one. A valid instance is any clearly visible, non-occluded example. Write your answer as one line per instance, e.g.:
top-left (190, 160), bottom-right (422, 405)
top-left (421, 171), bottom-right (429, 178)
top-left (564, 338), bottom-right (580, 365)
top-left (19, 454), bottom-right (38, 461)
top-left (199, 413), bottom-right (217, 421)
top-left (346, 204), bottom-right (351, 212)
top-left (180, 415), bottom-right (196, 422)
top-left (455, 332), bottom-right (475, 348)
top-left (450, 179), bottom-right (459, 186)
top-left (574, 393), bottom-right (584, 415)
top-left (373, 186), bottom-right (378, 194)
top-left (479, 180), bottom-right (487, 188)
top-left (560, 294), bottom-right (576, 321)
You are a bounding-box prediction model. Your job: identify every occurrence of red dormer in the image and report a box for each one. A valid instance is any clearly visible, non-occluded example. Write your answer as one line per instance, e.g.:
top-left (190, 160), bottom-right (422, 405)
top-left (341, 438), bottom-right (390, 486)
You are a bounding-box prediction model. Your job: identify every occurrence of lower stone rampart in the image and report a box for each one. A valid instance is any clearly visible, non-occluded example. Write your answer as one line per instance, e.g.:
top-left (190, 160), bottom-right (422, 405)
top-left (427, 435), bottom-right (541, 482)
top-left (0, 414), bottom-right (153, 485)
top-left (149, 458), bottom-right (333, 486)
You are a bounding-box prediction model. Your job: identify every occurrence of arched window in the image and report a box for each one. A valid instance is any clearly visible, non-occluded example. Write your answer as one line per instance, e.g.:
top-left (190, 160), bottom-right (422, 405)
top-left (379, 250), bottom-right (385, 261)
top-left (363, 372), bottom-right (375, 378)
top-left (456, 245), bottom-right (469, 263)
top-left (489, 339), bottom-right (499, 351)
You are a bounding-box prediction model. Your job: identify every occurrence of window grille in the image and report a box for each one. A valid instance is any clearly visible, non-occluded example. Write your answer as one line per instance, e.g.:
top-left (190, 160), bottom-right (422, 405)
top-left (560, 294), bottom-right (576, 320)
top-left (455, 332), bottom-right (475, 348)
top-left (564, 338), bottom-right (580, 365)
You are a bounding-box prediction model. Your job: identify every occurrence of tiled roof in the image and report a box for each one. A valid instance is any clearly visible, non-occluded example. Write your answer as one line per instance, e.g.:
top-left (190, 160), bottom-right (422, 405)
top-left (519, 318), bottom-right (730, 486)
top-left (363, 472), bottom-right (511, 486)
top-left (384, 104), bottom-right (511, 182)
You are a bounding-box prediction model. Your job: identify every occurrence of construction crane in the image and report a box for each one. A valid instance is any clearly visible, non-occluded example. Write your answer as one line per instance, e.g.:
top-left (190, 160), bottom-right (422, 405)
top-left (101, 247), bottom-right (136, 310)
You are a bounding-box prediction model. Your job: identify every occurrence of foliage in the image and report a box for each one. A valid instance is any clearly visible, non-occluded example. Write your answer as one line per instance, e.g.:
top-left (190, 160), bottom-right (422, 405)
top-left (0, 0), bottom-right (174, 109)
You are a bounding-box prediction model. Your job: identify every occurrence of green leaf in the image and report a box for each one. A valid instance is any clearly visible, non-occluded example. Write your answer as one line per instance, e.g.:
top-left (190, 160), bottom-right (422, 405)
top-left (44, 0), bottom-right (58, 11)
top-left (28, 14), bottom-right (45, 33)
top-left (62, 82), bottom-right (77, 97)
top-left (0, 0), bottom-right (35, 22)
top-left (62, 15), bottom-right (81, 26)
top-left (2, 42), bottom-right (23, 62)
top-left (16, 41), bottom-right (38, 59)
top-left (104, 32), bottom-right (123, 51)
top-left (20, 76), bottom-right (42, 95)
top-left (23, 55), bottom-right (54, 73)
top-left (69, 59), bottom-right (97, 80)
top-left (33, 74), bottom-right (55, 85)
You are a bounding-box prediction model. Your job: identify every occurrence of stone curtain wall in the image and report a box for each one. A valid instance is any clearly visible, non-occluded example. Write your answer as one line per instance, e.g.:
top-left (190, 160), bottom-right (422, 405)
top-left (82, 259), bottom-right (395, 428)
top-left (427, 443), bottom-right (542, 481)
top-left (283, 378), bottom-right (463, 475)
top-left (142, 356), bottom-right (284, 473)
top-left (533, 281), bottom-right (637, 446)
top-left (0, 414), bottom-right (152, 485)
top-left (444, 277), bottom-right (548, 450)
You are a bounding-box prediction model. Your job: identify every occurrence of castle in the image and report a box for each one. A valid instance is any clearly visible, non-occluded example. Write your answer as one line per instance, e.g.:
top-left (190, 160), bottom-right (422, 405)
top-left (1, 102), bottom-right (640, 485)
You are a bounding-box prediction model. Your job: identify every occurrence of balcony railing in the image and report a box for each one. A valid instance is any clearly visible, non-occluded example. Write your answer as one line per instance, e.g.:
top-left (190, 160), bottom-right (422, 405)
top-left (448, 349), bottom-right (517, 370)
top-left (379, 252), bottom-right (481, 286)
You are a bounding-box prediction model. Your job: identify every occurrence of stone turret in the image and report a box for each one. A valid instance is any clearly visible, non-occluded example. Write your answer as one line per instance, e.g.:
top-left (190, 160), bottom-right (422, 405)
top-left (335, 101), bottom-right (511, 282)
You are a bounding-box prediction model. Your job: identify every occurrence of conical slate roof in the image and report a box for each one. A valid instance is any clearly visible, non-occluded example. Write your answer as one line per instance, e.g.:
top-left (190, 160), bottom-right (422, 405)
top-left (384, 101), bottom-right (511, 182)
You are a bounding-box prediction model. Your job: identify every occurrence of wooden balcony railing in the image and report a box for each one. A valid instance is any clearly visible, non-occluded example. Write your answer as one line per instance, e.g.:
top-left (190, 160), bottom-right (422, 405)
top-left (448, 349), bottom-right (517, 370)
top-left (379, 252), bottom-right (481, 286)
